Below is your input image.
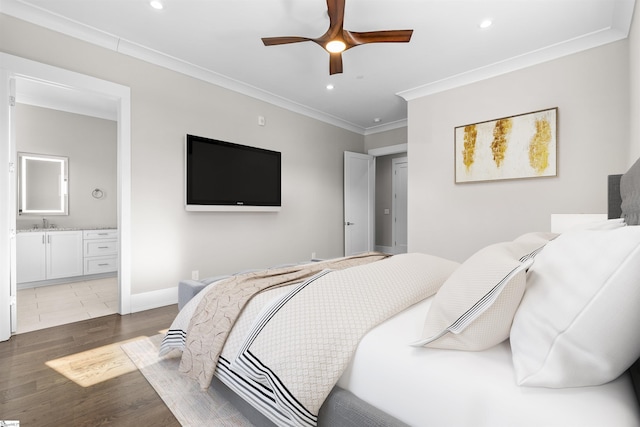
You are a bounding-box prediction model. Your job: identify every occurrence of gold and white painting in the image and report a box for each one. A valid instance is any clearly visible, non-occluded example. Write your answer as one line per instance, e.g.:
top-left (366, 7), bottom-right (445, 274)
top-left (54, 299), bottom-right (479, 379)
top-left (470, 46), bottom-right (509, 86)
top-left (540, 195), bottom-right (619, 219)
top-left (454, 108), bottom-right (557, 183)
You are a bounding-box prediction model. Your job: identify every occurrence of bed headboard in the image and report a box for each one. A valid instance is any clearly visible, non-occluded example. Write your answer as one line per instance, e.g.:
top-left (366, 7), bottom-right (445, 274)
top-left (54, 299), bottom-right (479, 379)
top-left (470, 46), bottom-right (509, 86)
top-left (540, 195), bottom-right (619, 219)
top-left (608, 174), bottom-right (623, 220)
top-left (608, 173), bottom-right (640, 405)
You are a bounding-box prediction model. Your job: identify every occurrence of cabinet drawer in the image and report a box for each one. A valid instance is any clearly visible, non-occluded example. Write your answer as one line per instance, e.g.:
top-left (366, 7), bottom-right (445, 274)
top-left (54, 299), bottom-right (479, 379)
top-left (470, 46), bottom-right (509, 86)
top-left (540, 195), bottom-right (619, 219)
top-left (84, 239), bottom-right (118, 257)
top-left (84, 255), bottom-right (118, 275)
top-left (84, 229), bottom-right (117, 240)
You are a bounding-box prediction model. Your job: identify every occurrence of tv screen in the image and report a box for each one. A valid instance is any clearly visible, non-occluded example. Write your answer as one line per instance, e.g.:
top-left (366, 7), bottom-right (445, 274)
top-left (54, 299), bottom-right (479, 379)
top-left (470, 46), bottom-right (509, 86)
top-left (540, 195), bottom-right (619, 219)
top-left (185, 134), bottom-right (281, 211)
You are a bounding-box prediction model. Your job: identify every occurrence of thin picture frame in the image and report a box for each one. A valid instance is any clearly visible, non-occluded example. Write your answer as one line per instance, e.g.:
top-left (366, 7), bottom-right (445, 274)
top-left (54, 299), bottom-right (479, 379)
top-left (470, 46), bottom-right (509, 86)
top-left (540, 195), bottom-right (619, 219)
top-left (454, 107), bottom-right (558, 183)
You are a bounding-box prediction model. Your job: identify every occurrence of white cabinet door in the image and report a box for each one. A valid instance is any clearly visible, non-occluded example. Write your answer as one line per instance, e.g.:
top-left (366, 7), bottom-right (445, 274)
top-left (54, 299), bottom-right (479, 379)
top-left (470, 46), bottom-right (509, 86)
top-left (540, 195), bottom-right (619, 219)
top-left (16, 232), bottom-right (46, 283)
top-left (46, 231), bottom-right (84, 280)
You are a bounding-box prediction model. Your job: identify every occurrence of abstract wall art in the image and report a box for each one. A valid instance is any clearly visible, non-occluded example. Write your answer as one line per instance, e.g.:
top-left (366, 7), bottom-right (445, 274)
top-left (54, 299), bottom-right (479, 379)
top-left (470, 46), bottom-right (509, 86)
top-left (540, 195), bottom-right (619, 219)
top-left (454, 108), bottom-right (557, 183)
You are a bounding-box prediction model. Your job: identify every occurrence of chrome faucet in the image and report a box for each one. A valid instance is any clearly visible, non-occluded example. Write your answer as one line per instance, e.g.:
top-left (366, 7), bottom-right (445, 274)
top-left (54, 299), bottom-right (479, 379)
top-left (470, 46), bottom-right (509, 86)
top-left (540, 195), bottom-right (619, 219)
top-left (42, 218), bottom-right (48, 229)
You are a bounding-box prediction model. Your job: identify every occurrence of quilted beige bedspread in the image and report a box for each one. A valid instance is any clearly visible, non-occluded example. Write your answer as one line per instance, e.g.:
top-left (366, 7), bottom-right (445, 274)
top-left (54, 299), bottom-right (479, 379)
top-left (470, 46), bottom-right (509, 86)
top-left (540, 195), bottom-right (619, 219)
top-left (179, 252), bottom-right (389, 389)
top-left (231, 253), bottom-right (460, 426)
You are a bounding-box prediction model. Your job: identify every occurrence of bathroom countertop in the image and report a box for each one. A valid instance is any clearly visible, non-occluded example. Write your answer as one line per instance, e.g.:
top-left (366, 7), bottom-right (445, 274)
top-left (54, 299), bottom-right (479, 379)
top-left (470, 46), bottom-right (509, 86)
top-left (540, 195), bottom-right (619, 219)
top-left (17, 226), bottom-right (117, 233)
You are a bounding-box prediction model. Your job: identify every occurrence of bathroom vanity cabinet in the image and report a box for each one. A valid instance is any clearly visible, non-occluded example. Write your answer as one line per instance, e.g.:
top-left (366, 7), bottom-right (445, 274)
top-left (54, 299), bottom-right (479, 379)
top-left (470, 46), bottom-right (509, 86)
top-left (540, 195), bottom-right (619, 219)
top-left (17, 228), bottom-right (117, 285)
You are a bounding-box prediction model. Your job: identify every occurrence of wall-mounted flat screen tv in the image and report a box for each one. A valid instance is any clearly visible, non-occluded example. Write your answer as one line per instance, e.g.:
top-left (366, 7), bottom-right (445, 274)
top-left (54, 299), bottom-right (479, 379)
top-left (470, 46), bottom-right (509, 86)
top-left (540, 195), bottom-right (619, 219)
top-left (185, 134), bottom-right (281, 212)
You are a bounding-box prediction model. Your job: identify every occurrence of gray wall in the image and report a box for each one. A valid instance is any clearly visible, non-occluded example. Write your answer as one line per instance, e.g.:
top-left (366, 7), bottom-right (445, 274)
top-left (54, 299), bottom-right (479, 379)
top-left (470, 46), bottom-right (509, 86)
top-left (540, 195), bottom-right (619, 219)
top-left (365, 127), bottom-right (407, 151)
top-left (15, 104), bottom-right (117, 229)
top-left (1, 14), bottom-right (365, 295)
top-left (407, 39), bottom-right (630, 262)
top-left (3, 9), bottom-right (640, 294)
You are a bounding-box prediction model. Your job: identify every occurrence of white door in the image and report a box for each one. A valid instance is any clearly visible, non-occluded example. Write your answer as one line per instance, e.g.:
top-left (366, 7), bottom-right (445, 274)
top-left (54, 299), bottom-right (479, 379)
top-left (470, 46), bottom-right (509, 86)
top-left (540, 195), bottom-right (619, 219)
top-left (344, 152), bottom-right (374, 256)
top-left (392, 158), bottom-right (408, 254)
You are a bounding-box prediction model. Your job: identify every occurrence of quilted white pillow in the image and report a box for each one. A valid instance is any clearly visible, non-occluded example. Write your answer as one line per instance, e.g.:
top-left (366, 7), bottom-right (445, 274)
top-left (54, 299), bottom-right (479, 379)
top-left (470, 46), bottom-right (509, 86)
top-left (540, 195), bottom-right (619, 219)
top-left (511, 226), bottom-right (640, 387)
top-left (410, 232), bottom-right (555, 351)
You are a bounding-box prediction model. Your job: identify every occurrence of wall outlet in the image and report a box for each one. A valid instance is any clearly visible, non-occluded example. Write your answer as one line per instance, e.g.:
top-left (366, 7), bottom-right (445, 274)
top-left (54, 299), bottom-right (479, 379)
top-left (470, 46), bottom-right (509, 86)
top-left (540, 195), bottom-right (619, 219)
top-left (191, 270), bottom-right (199, 280)
top-left (311, 252), bottom-right (316, 260)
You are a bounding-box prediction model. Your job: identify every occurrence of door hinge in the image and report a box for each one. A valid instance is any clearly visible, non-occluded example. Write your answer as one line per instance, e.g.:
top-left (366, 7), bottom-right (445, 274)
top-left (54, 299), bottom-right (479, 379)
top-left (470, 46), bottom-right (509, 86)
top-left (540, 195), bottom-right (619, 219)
top-left (9, 95), bottom-right (15, 107)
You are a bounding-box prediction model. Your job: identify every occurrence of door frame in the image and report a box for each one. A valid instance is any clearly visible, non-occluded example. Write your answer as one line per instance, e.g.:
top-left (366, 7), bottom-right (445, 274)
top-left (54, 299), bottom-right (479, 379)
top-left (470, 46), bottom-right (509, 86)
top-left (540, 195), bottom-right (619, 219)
top-left (392, 157), bottom-right (408, 253)
top-left (343, 143), bottom-right (408, 256)
top-left (0, 53), bottom-right (131, 341)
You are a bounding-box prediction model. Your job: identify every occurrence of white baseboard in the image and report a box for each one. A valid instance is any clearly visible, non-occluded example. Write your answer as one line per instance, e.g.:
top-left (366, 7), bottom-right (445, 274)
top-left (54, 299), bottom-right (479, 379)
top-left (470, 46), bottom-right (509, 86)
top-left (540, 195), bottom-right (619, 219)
top-left (130, 286), bottom-right (178, 313)
top-left (375, 245), bottom-right (409, 255)
top-left (17, 272), bottom-right (116, 290)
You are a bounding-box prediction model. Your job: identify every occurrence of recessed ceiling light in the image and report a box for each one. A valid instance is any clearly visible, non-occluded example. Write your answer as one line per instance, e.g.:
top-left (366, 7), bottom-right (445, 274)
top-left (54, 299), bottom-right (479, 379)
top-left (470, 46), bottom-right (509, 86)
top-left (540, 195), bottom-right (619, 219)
top-left (479, 19), bottom-right (492, 29)
top-left (150, 1), bottom-right (164, 10)
top-left (373, 118), bottom-right (382, 123)
top-left (326, 84), bottom-right (334, 90)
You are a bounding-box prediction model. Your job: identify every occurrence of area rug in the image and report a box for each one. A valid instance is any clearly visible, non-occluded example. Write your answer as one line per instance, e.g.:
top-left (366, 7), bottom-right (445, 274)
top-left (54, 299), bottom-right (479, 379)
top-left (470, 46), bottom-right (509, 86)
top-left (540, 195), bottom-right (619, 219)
top-left (121, 334), bottom-right (253, 427)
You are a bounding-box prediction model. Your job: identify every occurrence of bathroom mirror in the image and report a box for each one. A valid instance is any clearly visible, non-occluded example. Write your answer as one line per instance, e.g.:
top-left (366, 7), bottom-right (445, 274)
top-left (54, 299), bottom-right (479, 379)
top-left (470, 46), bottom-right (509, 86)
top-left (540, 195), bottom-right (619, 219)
top-left (18, 152), bottom-right (68, 215)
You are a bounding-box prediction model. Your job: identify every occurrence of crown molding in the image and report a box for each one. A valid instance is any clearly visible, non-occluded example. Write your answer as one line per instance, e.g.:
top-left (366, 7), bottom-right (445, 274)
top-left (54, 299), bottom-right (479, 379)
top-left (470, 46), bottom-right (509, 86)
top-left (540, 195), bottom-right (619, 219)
top-left (398, 0), bottom-right (635, 101)
top-left (0, 0), bottom-right (368, 134)
top-left (363, 118), bottom-right (407, 136)
top-left (3, 0), bottom-right (633, 134)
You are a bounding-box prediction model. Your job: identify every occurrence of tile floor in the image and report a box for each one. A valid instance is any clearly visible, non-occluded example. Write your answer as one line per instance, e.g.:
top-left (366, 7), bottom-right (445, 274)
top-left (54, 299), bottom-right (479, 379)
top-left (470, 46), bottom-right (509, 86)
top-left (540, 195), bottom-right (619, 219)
top-left (16, 277), bottom-right (118, 334)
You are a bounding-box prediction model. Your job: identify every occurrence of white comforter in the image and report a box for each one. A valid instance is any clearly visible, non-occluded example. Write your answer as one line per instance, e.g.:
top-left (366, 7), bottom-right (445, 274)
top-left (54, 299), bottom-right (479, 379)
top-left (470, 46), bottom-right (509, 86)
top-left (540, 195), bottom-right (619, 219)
top-left (339, 296), bottom-right (640, 427)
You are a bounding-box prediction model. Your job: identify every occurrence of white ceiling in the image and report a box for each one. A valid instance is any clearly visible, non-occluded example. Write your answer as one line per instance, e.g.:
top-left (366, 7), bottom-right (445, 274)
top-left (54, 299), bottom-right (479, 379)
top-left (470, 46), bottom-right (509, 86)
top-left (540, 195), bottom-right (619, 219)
top-left (1, 0), bottom-right (636, 134)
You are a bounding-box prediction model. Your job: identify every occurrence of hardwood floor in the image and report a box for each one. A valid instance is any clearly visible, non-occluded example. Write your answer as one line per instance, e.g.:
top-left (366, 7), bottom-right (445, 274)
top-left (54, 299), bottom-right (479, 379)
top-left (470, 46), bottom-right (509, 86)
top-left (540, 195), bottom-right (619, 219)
top-left (0, 305), bottom-right (181, 426)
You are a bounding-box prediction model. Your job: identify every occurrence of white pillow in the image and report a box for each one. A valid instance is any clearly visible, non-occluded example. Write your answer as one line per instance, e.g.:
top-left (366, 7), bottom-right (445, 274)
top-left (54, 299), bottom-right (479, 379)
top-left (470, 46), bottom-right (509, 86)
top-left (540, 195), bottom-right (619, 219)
top-left (410, 232), bottom-right (555, 351)
top-left (511, 226), bottom-right (640, 388)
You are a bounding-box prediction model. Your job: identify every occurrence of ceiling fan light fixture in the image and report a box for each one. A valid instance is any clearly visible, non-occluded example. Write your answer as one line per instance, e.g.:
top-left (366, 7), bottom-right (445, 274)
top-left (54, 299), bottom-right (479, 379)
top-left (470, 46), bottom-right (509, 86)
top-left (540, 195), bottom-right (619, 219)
top-left (326, 40), bottom-right (346, 53)
top-left (261, 0), bottom-right (413, 74)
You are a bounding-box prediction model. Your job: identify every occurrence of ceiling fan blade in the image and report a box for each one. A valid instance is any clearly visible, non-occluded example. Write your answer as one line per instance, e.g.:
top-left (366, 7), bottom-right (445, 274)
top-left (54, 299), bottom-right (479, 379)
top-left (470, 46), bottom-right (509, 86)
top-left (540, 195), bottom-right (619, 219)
top-left (326, 0), bottom-right (345, 33)
top-left (347, 29), bottom-right (413, 47)
top-left (329, 53), bottom-right (343, 75)
top-left (261, 0), bottom-right (413, 75)
top-left (262, 36), bottom-right (313, 46)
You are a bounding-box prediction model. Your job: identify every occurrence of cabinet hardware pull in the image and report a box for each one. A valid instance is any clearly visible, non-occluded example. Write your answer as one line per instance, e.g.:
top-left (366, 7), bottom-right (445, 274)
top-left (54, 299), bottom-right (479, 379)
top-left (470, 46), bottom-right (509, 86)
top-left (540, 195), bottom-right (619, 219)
top-left (98, 246), bottom-right (109, 249)
top-left (98, 263), bottom-right (109, 266)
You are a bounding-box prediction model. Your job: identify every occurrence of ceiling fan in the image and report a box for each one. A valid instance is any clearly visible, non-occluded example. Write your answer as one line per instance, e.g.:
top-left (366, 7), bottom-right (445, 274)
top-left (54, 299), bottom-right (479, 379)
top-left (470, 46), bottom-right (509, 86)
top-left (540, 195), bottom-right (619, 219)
top-left (261, 0), bottom-right (414, 75)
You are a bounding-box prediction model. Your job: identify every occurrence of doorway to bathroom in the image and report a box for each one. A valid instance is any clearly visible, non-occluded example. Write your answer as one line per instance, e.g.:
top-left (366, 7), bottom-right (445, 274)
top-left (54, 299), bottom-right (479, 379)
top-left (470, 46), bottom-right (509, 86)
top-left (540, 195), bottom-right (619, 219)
top-left (14, 102), bottom-right (119, 333)
top-left (0, 53), bottom-right (132, 341)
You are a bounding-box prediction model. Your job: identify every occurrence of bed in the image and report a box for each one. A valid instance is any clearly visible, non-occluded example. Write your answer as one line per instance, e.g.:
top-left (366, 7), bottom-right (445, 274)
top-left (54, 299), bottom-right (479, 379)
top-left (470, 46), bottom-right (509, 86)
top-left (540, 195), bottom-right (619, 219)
top-left (162, 158), bottom-right (640, 427)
